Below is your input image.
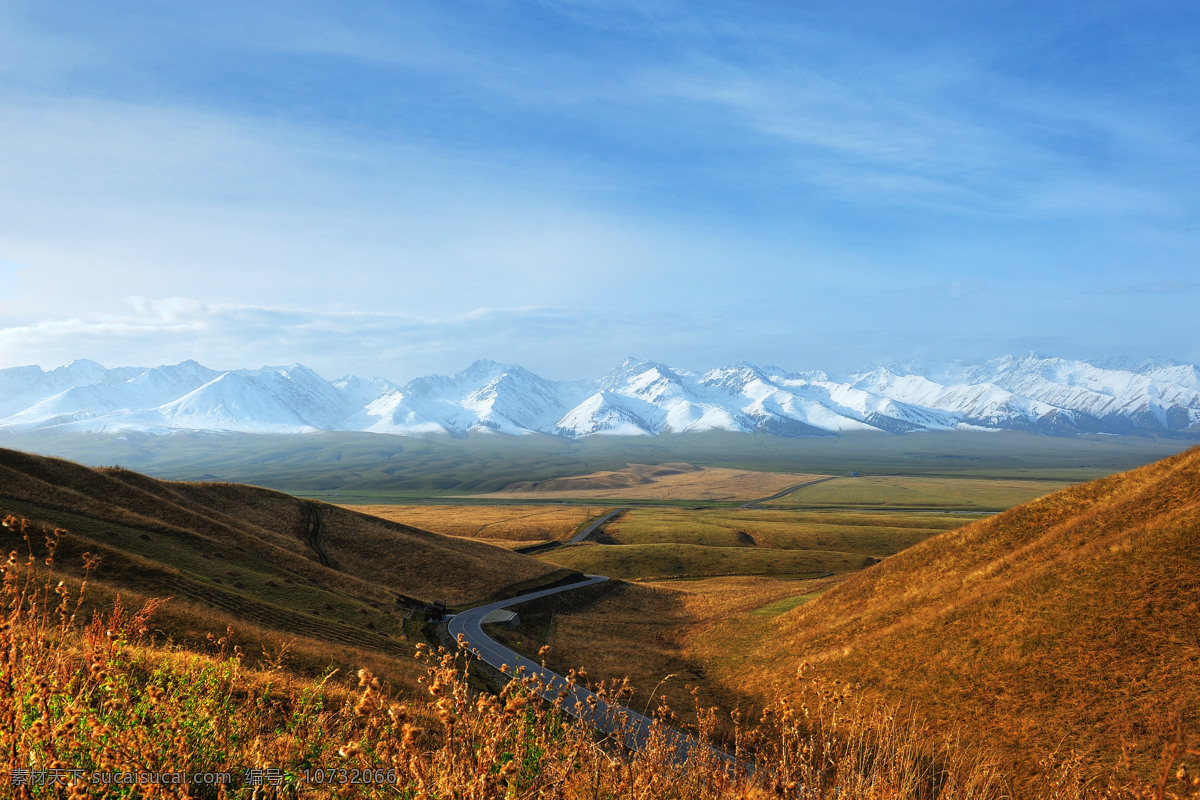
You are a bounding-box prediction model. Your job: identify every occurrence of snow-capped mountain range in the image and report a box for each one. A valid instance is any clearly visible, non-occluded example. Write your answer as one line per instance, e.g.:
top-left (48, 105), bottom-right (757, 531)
top-left (1, 354), bottom-right (1198, 439)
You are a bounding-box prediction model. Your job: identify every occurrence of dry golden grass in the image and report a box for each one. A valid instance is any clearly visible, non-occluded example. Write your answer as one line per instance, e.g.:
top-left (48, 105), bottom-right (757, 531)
top-left (743, 445), bottom-right (1200, 790)
top-left (459, 538), bottom-right (552, 551)
top-left (4, 511), bottom-right (1195, 798)
top-left (349, 504), bottom-right (610, 543)
top-left (0, 447), bottom-right (570, 610)
top-left (475, 462), bottom-right (827, 501)
top-left (532, 576), bottom-right (837, 724)
top-left (312, 504), bottom-right (574, 606)
top-left (2, 515), bottom-right (1069, 800)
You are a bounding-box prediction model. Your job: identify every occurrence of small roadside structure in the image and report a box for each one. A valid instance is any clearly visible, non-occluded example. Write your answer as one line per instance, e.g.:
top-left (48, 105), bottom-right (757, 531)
top-left (428, 601), bottom-right (447, 622)
top-left (481, 609), bottom-right (520, 630)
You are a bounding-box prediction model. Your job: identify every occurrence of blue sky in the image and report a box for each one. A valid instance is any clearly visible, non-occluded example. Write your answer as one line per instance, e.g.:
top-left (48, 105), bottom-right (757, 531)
top-left (1, 1), bottom-right (1197, 381)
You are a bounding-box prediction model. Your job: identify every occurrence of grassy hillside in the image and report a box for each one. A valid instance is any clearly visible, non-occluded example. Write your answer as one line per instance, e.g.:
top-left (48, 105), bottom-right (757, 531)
top-left (2, 530), bottom-right (1073, 800)
top-left (749, 444), bottom-right (1200, 786)
top-left (2, 442), bottom-right (1198, 796)
top-left (0, 447), bottom-right (576, 685)
top-left (5, 514), bottom-right (1193, 799)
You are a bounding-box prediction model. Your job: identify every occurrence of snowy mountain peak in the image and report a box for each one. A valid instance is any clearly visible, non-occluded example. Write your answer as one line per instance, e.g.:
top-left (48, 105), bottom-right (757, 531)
top-left (1, 354), bottom-right (1197, 440)
top-left (601, 357), bottom-right (672, 385)
top-left (458, 359), bottom-right (511, 381)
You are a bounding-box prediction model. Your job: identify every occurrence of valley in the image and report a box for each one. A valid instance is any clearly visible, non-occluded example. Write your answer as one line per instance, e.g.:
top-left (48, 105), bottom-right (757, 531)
top-left (340, 466), bottom-right (1009, 747)
top-left (6, 2), bottom-right (1199, 793)
top-left (338, 447), bottom-right (1200, 793)
top-left (2, 437), bottom-right (1197, 797)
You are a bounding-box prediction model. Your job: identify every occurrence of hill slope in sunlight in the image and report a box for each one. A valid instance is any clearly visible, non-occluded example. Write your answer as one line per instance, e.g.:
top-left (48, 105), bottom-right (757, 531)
top-left (757, 445), bottom-right (1200, 783)
top-left (0, 446), bottom-right (575, 679)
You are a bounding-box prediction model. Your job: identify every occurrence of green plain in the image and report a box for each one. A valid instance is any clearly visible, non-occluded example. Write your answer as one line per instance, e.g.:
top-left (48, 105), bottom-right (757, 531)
top-left (537, 542), bottom-right (869, 581)
top-left (774, 475), bottom-right (1071, 510)
top-left (607, 507), bottom-right (971, 553)
top-left (1, 429), bottom-right (1188, 501)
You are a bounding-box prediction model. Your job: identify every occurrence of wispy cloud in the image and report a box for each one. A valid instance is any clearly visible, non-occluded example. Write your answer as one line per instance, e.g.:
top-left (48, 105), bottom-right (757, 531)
top-left (0, 96), bottom-right (772, 322)
top-left (4, 291), bottom-right (1195, 381)
top-left (1, 3), bottom-right (1197, 376)
top-left (0, 298), bottom-right (741, 381)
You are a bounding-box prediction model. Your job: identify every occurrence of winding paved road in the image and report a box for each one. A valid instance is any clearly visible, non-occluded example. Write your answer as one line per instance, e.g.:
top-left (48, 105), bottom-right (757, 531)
top-left (566, 508), bottom-right (626, 544)
top-left (447, 575), bottom-right (742, 770)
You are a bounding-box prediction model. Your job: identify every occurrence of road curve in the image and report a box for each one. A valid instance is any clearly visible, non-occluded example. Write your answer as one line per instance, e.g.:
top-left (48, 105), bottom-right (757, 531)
top-left (447, 575), bottom-right (742, 770)
top-left (567, 508), bottom-right (626, 544)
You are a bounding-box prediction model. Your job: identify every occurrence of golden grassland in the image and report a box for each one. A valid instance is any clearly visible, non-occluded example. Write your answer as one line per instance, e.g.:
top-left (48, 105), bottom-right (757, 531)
top-left (347, 503), bottom-right (970, 580)
top-left (503, 576), bottom-right (839, 726)
top-left (0, 446), bottom-right (580, 713)
top-left (5, 519), bottom-right (1196, 799)
top-left (347, 504), bottom-right (610, 547)
top-left (0, 447), bottom-right (572, 611)
top-left (490, 453), bottom-right (1200, 794)
top-left (475, 462), bottom-right (827, 501)
top-left (775, 475), bottom-right (1072, 510)
top-left (741, 446), bottom-right (1200, 789)
top-left (5, 444), bottom-right (1200, 796)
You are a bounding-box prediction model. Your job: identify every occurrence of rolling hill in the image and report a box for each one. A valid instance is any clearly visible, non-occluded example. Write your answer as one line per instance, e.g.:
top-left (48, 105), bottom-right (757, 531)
top-left (0, 446), bottom-right (576, 680)
top-left (751, 444), bottom-right (1200, 785)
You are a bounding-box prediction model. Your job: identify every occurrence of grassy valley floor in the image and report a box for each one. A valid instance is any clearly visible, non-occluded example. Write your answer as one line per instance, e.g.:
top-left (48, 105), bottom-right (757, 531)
top-left (3, 436), bottom-right (1196, 795)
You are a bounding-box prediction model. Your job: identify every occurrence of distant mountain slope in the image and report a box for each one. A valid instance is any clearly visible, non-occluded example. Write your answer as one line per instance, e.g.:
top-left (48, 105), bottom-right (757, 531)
top-left (1, 353), bottom-right (1198, 439)
top-left (0, 447), bottom-right (575, 651)
top-left (753, 445), bottom-right (1200, 783)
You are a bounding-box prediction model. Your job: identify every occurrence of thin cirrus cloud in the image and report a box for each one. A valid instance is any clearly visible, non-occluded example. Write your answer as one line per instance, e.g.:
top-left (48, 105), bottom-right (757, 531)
top-left (0, 2), bottom-right (1197, 375)
top-left (0, 299), bottom-right (746, 381)
top-left (652, 58), bottom-right (1190, 227)
top-left (0, 98), bottom-right (730, 318)
top-left (2, 292), bottom-right (1191, 383)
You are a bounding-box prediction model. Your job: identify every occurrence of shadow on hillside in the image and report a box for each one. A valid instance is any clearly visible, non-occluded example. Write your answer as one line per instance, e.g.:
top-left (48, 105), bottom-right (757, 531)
top-left (487, 578), bottom-right (758, 741)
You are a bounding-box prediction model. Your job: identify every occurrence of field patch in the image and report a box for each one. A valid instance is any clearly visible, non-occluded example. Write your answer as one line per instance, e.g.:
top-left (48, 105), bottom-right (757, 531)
top-left (774, 475), bottom-right (1072, 510)
top-left (536, 541), bottom-right (869, 580)
top-left (475, 463), bottom-right (828, 501)
top-left (349, 504), bottom-right (610, 544)
top-left (605, 507), bottom-right (969, 555)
